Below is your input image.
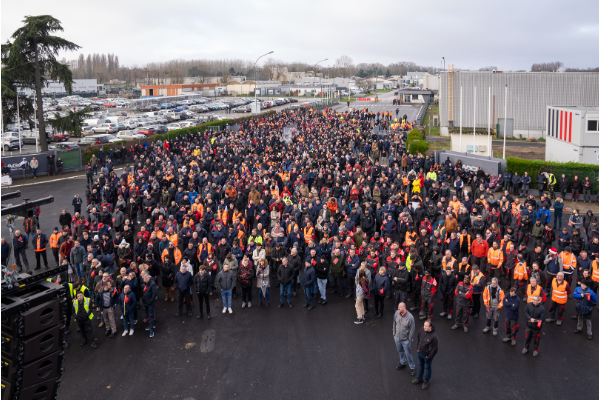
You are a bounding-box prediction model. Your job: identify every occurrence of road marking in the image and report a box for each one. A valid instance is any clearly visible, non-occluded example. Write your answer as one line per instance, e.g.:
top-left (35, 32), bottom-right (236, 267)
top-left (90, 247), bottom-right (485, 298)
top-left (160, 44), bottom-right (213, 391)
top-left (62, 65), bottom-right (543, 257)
top-left (8, 168), bottom-right (126, 188)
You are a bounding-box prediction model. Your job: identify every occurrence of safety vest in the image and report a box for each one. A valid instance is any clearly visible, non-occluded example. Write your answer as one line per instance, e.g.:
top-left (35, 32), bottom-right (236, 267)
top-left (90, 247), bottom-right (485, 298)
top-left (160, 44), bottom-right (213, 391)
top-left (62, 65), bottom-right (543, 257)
top-left (168, 234), bottom-right (178, 248)
top-left (73, 297), bottom-right (94, 320)
top-left (249, 235), bottom-right (263, 246)
top-left (270, 189), bottom-right (280, 198)
top-left (527, 285), bottom-right (543, 303)
top-left (35, 237), bottom-right (46, 252)
top-left (198, 243), bottom-right (213, 255)
top-left (547, 173), bottom-right (556, 186)
top-left (49, 233), bottom-right (61, 249)
top-left (470, 271), bottom-right (485, 286)
top-left (442, 257), bottom-right (456, 271)
top-left (450, 200), bottom-right (461, 213)
top-left (67, 283), bottom-right (75, 298)
top-left (77, 284), bottom-right (90, 297)
top-left (551, 279), bottom-right (569, 304)
top-left (405, 232), bottom-right (417, 247)
top-left (162, 248), bottom-right (182, 265)
top-left (192, 203), bottom-right (204, 214)
top-left (233, 211), bottom-right (243, 223)
top-left (217, 210), bottom-right (229, 226)
top-left (513, 261), bottom-right (528, 281)
top-left (559, 251), bottom-right (576, 272)
top-left (426, 171), bottom-right (437, 181)
top-left (303, 227), bottom-right (315, 244)
top-left (156, 230), bottom-right (164, 240)
top-left (487, 248), bottom-right (504, 267)
top-left (483, 285), bottom-right (504, 309)
top-left (405, 254), bottom-right (414, 272)
top-left (592, 260), bottom-right (599, 283)
top-left (459, 234), bottom-right (471, 252)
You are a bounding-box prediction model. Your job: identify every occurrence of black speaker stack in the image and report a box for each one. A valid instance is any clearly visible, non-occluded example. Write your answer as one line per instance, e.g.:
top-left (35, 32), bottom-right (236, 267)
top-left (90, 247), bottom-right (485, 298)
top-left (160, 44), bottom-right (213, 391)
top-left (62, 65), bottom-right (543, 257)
top-left (2, 268), bottom-right (68, 400)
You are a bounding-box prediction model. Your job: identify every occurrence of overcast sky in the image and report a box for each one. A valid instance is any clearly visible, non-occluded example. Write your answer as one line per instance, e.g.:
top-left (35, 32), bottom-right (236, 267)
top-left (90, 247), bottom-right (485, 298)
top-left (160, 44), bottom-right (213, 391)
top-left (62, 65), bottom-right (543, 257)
top-left (2, 0), bottom-right (599, 71)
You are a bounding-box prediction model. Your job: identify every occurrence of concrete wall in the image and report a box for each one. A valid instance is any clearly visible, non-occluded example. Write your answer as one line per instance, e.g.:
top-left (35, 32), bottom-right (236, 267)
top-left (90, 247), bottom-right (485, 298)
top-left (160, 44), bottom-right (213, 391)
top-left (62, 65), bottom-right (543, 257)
top-left (434, 150), bottom-right (506, 176)
top-left (545, 136), bottom-right (599, 164)
top-left (513, 129), bottom-right (544, 139)
top-left (450, 133), bottom-right (493, 155)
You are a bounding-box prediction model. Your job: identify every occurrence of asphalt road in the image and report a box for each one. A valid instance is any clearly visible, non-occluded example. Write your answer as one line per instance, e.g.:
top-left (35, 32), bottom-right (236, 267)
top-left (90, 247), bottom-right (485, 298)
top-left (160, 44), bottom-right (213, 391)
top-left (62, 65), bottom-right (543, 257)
top-left (336, 91), bottom-right (423, 123)
top-left (1, 175), bottom-right (597, 400)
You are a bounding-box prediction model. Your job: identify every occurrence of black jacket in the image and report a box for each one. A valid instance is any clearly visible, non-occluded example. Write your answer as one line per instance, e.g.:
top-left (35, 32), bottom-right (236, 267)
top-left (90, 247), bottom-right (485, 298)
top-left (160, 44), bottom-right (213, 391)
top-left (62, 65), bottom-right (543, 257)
top-left (440, 271), bottom-right (457, 294)
top-left (193, 271), bottom-right (211, 294)
top-left (277, 264), bottom-right (295, 285)
top-left (525, 302), bottom-right (546, 329)
top-left (416, 326), bottom-right (439, 359)
top-left (391, 267), bottom-right (409, 291)
top-left (142, 279), bottom-right (158, 306)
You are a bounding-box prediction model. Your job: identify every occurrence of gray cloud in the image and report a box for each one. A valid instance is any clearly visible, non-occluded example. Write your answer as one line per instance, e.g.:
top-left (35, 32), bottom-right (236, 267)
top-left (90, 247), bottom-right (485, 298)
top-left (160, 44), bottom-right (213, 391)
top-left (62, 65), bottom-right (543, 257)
top-left (2, 0), bottom-right (598, 70)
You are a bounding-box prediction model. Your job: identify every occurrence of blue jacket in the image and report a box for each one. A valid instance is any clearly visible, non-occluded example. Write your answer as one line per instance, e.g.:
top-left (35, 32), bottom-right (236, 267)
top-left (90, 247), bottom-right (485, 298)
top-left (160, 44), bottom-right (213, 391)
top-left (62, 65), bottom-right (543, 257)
top-left (96, 288), bottom-right (118, 310)
top-left (522, 175), bottom-right (531, 185)
top-left (503, 172), bottom-right (511, 183)
top-left (345, 255), bottom-right (361, 277)
top-left (536, 209), bottom-right (551, 225)
top-left (574, 286), bottom-right (597, 315)
top-left (553, 201), bottom-right (563, 217)
top-left (175, 271), bottom-right (193, 292)
top-left (502, 293), bottom-right (521, 320)
top-left (118, 291), bottom-right (137, 316)
top-left (300, 266), bottom-right (316, 288)
top-left (31, 233), bottom-right (48, 250)
top-left (372, 273), bottom-right (390, 295)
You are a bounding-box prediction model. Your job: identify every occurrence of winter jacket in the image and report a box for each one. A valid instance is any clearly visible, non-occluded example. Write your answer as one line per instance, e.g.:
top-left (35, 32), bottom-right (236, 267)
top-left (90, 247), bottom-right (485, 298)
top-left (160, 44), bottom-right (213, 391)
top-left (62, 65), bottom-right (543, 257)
top-left (345, 254), bottom-right (361, 277)
top-left (525, 302), bottom-right (546, 329)
top-left (391, 267), bottom-right (409, 291)
top-left (277, 264), bottom-right (295, 285)
top-left (330, 254), bottom-right (345, 278)
top-left (300, 266), bottom-right (316, 288)
top-left (216, 270), bottom-right (235, 291)
top-left (392, 310), bottom-right (415, 342)
top-left (502, 293), bottom-right (521, 320)
top-left (440, 271), bottom-right (457, 294)
top-left (574, 286), bottom-right (597, 315)
top-left (142, 278), bottom-right (158, 307)
top-left (193, 270), bottom-right (211, 294)
top-left (175, 270), bottom-right (193, 292)
top-left (118, 291), bottom-right (137, 316)
top-left (373, 272), bottom-right (390, 296)
top-left (416, 326), bottom-right (439, 359)
top-left (455, 282), bottom-right (473, 308)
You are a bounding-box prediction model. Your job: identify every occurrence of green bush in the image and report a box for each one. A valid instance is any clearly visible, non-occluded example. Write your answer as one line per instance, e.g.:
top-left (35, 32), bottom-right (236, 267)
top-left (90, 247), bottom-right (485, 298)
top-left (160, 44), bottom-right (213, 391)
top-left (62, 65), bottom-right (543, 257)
top-left (506, 158), bottom-right (598, 193)
top-left (408, 140), bottom-right (430, 155)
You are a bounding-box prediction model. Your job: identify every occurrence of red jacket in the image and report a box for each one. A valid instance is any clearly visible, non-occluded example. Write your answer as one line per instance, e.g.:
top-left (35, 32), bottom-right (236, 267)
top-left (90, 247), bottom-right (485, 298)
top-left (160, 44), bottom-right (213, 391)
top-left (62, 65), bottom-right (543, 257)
top-left (471, 240), bottom-right (489, 258)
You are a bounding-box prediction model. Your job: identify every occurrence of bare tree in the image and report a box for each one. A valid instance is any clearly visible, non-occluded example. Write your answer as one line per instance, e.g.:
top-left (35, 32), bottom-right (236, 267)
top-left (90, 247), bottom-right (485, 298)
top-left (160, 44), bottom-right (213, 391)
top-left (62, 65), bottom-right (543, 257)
top-left (334, 55), bottom-right (354, 78)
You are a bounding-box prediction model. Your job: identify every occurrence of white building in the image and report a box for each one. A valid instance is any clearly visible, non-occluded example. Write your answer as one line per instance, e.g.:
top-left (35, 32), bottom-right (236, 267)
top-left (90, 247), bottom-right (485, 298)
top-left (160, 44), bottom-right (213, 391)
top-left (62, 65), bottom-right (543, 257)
top-left (19, 79), bottom-right (102, 96)
top-left (545, 106), bottom-right (599, 164)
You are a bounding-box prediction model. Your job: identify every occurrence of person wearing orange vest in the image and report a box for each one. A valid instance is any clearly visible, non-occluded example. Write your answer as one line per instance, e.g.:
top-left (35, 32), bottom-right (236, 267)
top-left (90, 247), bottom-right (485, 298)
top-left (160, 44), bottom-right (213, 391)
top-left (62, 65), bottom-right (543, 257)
top-left (486, 242), bottom-right (504, 280)
top-left (545, 272), bottom-right (571, 325)
top-left (303, 223), bottom-right (315, 244)
top-left (559, 247), bottom-right (577, 289)
top-left (458, 230), bottom-right (472, 263)
top-left (591, 259), bottom-right (599, 286)
top-left (31, 229), bottom-right (49, 270)
top-left (526, 276), bottom-right (547, 303)
top-left (470, 265), bottom-right (486, 318)
top-left (482, 277), bottom-right (504, 336)
top-left (513, 255), bottom-right (529, 297)
top-left (162, 241), bottom-right (182, 266)
top-left (49, 227), bottom-right (61, 267)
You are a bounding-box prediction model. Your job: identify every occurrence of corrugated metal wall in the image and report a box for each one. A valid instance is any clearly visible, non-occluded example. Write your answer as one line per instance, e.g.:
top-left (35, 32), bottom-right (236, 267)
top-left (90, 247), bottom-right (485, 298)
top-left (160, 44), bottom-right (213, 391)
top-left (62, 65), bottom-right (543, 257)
top-left (440, 72), bottom-right (599, 130)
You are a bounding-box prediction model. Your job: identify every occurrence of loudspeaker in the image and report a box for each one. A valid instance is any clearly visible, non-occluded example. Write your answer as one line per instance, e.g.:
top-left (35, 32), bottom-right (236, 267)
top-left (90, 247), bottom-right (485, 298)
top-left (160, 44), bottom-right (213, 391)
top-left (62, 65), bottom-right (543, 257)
top-left (1, 350), bottom-right (64, 389)
top-left (3, 298), bottom-right (65, 338)
top-left (1, 377), bottom-right (60, 400)
top-left (2, 325), bottom-right (66, 365)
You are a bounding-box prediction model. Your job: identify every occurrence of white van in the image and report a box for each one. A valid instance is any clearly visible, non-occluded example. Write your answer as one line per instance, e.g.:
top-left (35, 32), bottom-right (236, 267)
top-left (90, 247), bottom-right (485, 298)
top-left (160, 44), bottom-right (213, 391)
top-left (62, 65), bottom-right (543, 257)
top-left (83, 118), bottom-right (110, 127)
top-left (144, 111), bottom-right (160, 117)
top-left (106, 116), bottom-right (124, 124)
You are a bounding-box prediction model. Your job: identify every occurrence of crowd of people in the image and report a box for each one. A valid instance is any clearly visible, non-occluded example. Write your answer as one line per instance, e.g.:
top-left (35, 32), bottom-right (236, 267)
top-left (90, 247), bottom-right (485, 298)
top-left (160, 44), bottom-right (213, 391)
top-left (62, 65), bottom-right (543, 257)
top-left (2, 105), bottom-right (598, 390)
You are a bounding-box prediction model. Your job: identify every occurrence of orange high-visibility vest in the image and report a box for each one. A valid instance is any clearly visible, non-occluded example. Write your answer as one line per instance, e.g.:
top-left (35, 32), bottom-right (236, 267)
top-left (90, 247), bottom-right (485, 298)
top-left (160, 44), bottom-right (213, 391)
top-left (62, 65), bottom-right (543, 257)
top-left (527, 285), bottom-right (543, 303)
top-left (35, 237), bottom-right (46, 252)
top-left (168, 234), bottom-right (178, 248)
top-left (192, 203), bottom-right (204, 214)
top-left (559, 251), bottom-right (576, 271)
top-left (483, 285), bottom-right (504, 309)
top-left (442, 257), bottom-right (456, 270)
top-left (460, 234), bottom-right (471, 253)
top-left (405, 232), bottom-right (416, 247)
top-left (592, 260), bottom-right (599, 283)
top-left (487, 248), bottom-right (504, 267)
top-left (49, 233), bottom-right (61, 249)
top-left (513, 261), bottom-right (528, 280)
top-left (303, 227), bottom-right (315, 243)
top-left (161, 248), bottom-right (182, 264)
top-left (551, 279), bottom-right (569, 304)
top-left (217, 210), bottom-right (228, 226)
top-left (198, 243), bottom-right (213, 255)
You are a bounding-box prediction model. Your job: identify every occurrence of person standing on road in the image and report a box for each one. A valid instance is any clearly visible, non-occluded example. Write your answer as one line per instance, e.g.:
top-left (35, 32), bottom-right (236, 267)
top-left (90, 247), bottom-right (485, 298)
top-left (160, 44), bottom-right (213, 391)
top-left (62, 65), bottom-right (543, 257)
top-left (32, 228), bottom-right (49, 270)
top-left (502, 287), bottom-right (521, 345)
top-left (573, 279), bottom-right (597, 340)
top-left (482, 278), bottom-right (504, 336)
top-left (412, 320), bottom-right (438, 390)
top-left (217, 263), bottom-right (235, 314)
top-left (141, 270), bottom-right (157, 337)
top-left (49, 227), bottom-right (61, 267)
top-left (95, 281), bottom-right (117, 338)
top-left (452, 275), bottom-right (473, 332)
top-left (73, 291), bottom-right (97, 348)
top-left (523, 295), bottom-right (545, 357)
top-left (301, 260), bottom-right (316, 310)
top-left (194, 265), bottom-right (212, 319)
top-left (30, 157), bottom-right (39, 178)
top-left (13, 230), bottom-right (29, 272)
top-left (175, 264), bottom-right (193, 317)
top-left (72, 194), bottom-right (83, 215)
top-left (277, 257), bottom-right (294, 308)
top-left (545, 272), bottom-right (571, 326)
top-left (355, 269), bottom-right (370, 324)
top-left (393, 302), bottom-right (416, 376)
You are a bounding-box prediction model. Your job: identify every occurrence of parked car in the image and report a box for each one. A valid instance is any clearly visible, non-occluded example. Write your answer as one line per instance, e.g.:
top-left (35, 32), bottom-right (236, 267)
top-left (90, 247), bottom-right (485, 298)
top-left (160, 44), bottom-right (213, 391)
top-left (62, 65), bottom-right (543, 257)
top-left (116, 131), bottom-right (147, 140)
top-left (136, 127), bottom-right (160, 136)
top-left (166, 123), bottom-right (185, 131)
top-left (49, 142), bottom-right (80, 151)
top-left (233, 106), bottom-right (251, 113)
top-left (103, 102), bottom-right (116, 108)
top-left (153, 125), bottom-right (168, 134)
top-left (94, 134), bottom-right (122, 143)
top-left (124, 121), bottom-right (138, 129)
top-left (92, 123), bottom-right (119, 134)
top-left (78, 135), bottom-right (110, 146)
top-left (1, 135), bottom-right (21, 151)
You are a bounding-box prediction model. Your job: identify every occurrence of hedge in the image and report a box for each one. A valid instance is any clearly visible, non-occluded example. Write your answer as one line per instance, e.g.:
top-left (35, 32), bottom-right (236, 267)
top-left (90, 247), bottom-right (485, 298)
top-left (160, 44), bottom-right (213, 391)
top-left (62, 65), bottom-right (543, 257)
top-left (506, 158), bottom-right (598, 193)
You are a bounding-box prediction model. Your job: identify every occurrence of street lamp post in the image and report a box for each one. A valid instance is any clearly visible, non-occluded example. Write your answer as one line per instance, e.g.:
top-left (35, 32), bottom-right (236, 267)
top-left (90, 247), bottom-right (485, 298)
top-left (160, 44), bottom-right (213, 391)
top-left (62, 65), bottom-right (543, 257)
top-left (313, 59), bottom-right (328, 105)
top-left (253, 51), bottom-right (274, 114)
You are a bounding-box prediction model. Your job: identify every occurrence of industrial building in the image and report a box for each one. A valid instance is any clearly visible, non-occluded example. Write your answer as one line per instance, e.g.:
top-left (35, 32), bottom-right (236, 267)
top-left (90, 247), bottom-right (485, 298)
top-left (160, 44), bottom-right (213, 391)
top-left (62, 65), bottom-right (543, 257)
top-left (439, 71), bottom-right (599, 138)
top-left (545, 106), bottom-right (598, 164)
top-left (19, 79), bottom-right (103, 97)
